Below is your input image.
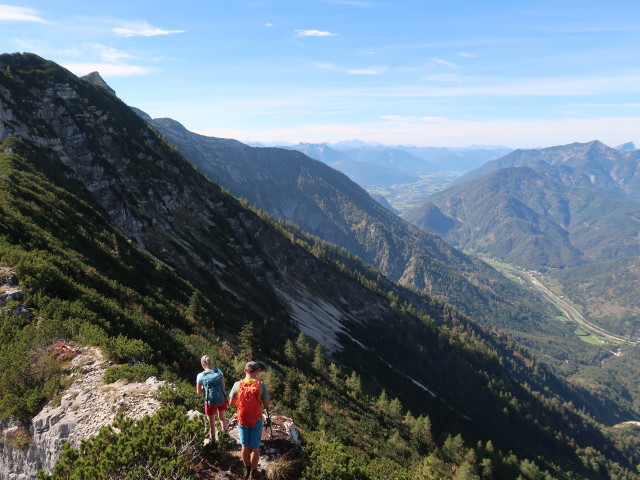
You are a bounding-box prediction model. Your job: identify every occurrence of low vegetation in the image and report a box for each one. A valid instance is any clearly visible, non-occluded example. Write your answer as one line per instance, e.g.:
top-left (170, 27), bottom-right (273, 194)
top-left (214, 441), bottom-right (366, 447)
top-left (1, 54), bottom-right (639, 479)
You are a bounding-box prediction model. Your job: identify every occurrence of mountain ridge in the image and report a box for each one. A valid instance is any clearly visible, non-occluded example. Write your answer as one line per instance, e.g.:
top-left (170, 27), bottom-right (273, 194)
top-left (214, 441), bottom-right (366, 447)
top-left (135, 107), bottom-right (560, 334)
top-left (1, 53), bottom-right (639, 479)
top-left (457, 140), bottom-right (640, 201)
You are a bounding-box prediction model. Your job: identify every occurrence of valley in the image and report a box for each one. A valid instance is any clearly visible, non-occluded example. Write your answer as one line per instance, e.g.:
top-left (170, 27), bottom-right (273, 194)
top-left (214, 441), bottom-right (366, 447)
top-left (484, 257), bottom-right (639, 346)
top-left (1, 53), bottom-right (639, 479)
top-left (366, 171), bottom-right (465, 214)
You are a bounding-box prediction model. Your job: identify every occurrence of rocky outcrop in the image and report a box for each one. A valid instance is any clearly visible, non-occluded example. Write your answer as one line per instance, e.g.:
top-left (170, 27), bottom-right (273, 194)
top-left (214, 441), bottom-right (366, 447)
top-left (81, 72), bottom-right (117, 98)
top-left (0, 348), bottom-right (165, 480)
top-left (0, 267), bottom-right (23, 306)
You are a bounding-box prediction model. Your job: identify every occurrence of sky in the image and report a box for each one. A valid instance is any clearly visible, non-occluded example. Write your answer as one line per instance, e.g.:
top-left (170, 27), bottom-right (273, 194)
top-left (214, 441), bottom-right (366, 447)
top-left (2, 0), bottom-right (640, 148)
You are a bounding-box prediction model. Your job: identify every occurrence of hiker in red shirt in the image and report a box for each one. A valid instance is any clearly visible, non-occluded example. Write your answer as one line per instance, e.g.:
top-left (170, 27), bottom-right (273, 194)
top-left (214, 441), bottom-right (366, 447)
top-left (229, 361), bottom-right (270, 480)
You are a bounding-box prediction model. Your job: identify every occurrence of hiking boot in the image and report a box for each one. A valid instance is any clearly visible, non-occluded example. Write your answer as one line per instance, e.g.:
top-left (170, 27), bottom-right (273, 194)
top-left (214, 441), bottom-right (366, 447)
top-left (250, 469), bottom-right (262, 479)
top-left (243, 466), bottom-right (251, 480)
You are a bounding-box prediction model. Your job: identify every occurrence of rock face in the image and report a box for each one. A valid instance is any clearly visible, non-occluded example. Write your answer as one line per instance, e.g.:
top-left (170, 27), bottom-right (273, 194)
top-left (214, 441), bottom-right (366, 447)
top-left (0, 267), bottom-right (23, 306)
top-left (80, 72), bottom-right (117, 98)
top-left (0, 348), bottom-right (165, 479)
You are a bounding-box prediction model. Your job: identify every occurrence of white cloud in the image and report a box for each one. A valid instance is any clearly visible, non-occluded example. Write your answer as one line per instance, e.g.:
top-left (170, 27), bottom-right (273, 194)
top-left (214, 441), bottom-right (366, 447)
top-left (569, 102), bottom-right (640, 108)
top-left (90, 44), bottom-right (136, 63)
top-left (308, 61), bottom-right (386, 76)
top-left (113, 20), bottom-right (184, 37)
top-left (457, 52), bottom-right (475, 58)
top-left (295, 29), bottom-right (337, 37)
top-left (309, 61), bottom-right (339, 71)
top-left (0, 5), bottom-right (46, 23)
top-left (326, 0), bottom-right (375, 5)
top-left (425, 73), bottom-right (463, 83)
top-left (346, 66), bottom-right (387, 75)
top-left (11, 38), bottom-right (80, 57)
top-left (430, 58), bottom-right (457, 68)
top-left (196, 117), bottom-right (640, 149)
top-left (265, 22), bottom-right (274, 27)
top-left (63, 62), bottom-right (152, 77)
top-left (380, 115), bottom-right (446, 122)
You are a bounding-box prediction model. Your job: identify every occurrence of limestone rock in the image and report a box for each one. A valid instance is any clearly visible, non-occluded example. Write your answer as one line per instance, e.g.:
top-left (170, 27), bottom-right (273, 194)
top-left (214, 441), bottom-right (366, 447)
top-left (0, 347), bottom-right (165, 479)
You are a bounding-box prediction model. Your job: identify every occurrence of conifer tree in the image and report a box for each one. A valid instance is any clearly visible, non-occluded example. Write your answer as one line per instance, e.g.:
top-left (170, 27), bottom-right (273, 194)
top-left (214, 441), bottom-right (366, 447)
top-left (295, 332), bottom-right (311, 360)
top-left (328, 363), bottom-right (343, 388)
top-left (298, 385), bottom-right (317, 427)
top-left (411, 415), bottom-right (434, 453)
top-left (186, 290), bottom-right (206, 323)
top-left (238, 321), bottom-right (257, 362)
top-left (284, 338), bottom-right (297, 365)
top-left (345, 370), bottom-right (362, 396)
top-left (312, 344), bottom-right (326, 372)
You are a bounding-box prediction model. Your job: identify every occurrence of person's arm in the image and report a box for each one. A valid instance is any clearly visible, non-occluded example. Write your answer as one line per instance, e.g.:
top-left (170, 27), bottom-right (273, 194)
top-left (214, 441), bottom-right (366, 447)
top-left (221, 375), bottom-right (226, 393)
top-left (260, 382), bottom-right (270, 409)
top-left (229, 381), bottom-right (238, 407)
top-left (196, 374), bottom-right (203, 395)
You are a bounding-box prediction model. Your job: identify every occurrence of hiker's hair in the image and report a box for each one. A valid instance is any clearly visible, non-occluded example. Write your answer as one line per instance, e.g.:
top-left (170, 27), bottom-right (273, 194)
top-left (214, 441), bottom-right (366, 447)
top-left (200, 355), bottom-right (211, 367)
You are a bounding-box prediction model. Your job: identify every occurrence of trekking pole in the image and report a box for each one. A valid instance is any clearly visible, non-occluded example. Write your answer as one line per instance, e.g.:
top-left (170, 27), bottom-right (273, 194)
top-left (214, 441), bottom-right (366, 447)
top-left (263, 408), bottom-right (273, 439)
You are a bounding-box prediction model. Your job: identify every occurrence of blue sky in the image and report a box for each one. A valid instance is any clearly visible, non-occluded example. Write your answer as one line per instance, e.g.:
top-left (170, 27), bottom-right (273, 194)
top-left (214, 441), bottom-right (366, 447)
top-left (2, 1), bottom-right (640, 148)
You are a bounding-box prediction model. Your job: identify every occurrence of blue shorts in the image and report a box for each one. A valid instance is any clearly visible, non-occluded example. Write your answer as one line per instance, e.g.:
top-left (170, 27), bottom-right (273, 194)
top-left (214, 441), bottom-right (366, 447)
top-left (238, 419), bottom-right (263, 448)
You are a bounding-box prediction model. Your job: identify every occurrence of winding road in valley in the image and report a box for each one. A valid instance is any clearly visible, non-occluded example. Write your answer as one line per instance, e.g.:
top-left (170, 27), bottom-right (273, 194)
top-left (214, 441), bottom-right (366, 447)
top-left (487, 259), bottom-right (639, 346)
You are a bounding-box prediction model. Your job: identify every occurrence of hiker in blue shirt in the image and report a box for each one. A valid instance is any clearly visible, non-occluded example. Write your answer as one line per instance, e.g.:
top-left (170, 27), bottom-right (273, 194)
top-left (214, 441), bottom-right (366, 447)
top-left (196, 355), bottom-right (228, 439)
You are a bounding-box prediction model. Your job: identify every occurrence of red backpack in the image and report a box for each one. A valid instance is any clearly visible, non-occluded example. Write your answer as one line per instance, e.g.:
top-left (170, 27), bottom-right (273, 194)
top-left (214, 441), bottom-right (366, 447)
top-left (236, 380), bottom-right (263, 427)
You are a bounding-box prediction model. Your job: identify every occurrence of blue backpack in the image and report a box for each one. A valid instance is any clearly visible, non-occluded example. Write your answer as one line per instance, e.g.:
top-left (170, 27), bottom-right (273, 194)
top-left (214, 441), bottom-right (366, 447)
top-left (201, 368), bottom-right (224, 406)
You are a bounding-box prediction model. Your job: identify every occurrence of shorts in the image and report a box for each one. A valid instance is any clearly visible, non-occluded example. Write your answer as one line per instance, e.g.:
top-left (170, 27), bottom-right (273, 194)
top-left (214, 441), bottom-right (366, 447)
top-left (204, 400), bottom-right (227, 415)
top-left (238, 419), bottom-right (263, 448)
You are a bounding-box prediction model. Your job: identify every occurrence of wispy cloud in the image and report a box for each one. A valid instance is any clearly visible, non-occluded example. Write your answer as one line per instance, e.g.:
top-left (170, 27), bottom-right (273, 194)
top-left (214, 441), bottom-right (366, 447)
top-left (457, 52), bottom-right (475, 58)
top-left (380, 115), bottom-right (446, 122)
top-left (425, 73), bottom-right (463, 83)
top-left (309, 61), bottom-right (387, 75)
top-left (324, 0), bottom-right (376, 5)
top-left (0, 4), bottom-right (46, 23)
top-left (346, 66), bottom-right (387, 75)
top-left (11, 38), bottom-right (81, 57)
top-left (90, 44), bottom-right (136, 63)
top-left (569, 102), bottom-right (640, 108)
top-left (198, 116), bottom-right (640, 149)
top-left (113, 20), bottom-right (184, 37)
top-left (430, 58), bottom-right (457, 68)
top-left (63, 62), bottom-right (152, 77)
top-left (295, 29), bottom-right (338, 37)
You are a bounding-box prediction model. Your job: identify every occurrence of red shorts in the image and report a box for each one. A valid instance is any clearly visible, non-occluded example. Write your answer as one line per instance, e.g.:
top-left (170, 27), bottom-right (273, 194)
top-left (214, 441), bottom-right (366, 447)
top-left (204, 400), bottom-right (227, 415)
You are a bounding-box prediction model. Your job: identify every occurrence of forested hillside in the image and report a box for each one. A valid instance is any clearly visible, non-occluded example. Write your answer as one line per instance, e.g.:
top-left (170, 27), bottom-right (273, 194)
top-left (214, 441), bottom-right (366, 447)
top-left (137, 110), bottom-right (561, 336)
top-left (1, 53), bottom-right (639, 479)
top-left (404, 142), bottom-right (640, 427)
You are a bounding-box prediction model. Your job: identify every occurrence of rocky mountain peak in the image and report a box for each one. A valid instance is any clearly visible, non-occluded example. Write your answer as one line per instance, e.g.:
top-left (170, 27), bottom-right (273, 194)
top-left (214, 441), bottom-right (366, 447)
top-left (80, 71), bottom-right (117, 97)
top-left (616, 141), bottom-right (637, 151)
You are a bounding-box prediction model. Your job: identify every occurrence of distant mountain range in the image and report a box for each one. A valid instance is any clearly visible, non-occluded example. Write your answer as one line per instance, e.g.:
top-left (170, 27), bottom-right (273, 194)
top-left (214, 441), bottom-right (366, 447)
top-left (456, 140), bottom-right (640, 201)
top-left (275, 142), bottom-right (512, 187)
top-left (5, 53), bottom-right (640, 478)
top-left (405, 141), bottom-right (640, 339)
top-left (136, 113), bottom-right (558, 334)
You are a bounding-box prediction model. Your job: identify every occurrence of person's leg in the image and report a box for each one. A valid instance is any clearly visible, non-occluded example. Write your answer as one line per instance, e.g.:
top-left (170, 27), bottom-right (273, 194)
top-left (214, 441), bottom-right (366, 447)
top-left (207, 413), bottom-right (216, 438)
top-left (250, 447), bottom-right (260, 469)
top-left (216, 403), bottom-right (228, 432)
top-left (241, 446), bottom-right (251, 479)
top-left (220, 411), bottom-right (228, 431)
top-left (241, 445), bottom-right (251, 466)
top-left (248, 420), bottom-right (263, 476)
top-left (203, 404), bottom-right (217, 438)
top-left (239, 425), bottom-right (252, 478)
